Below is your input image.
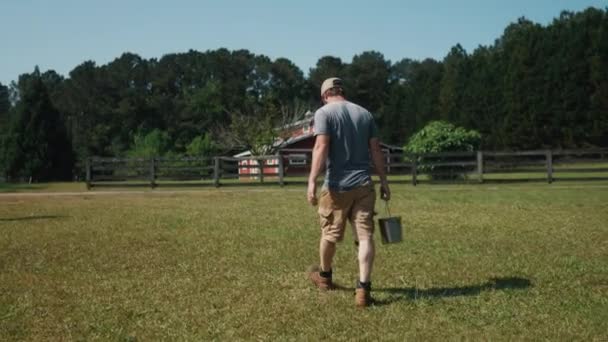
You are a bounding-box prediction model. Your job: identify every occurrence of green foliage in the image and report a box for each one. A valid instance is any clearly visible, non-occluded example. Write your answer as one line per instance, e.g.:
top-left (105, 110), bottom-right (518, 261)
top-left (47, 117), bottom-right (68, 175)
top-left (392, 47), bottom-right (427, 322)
top-left (439, 44), bottom-right (470, 124)
top-left (0, 82), bottom-right (9, 118)
top-left (180, 80), bottom-right (225, 148)
top-left (228, 114), bottom-right (276, 156)
top-left (405, 121), bottom-right (481, 154)
top-left (405, 121), bottom-right (481, 180)
top-left (380, 58), bottom-right (443, 142)
top-left (127, 129), bottom-right (173, 158)
top-left (2, 71), bottom-right (74, 181)
top-left (345, 51), bottom-right (390, 111)
top-left (0, 132), bottom-right (12, 180)
top-left (185, 134), bottom-right (216, 157)
top-left (0, 83), bottom-right (9, 179)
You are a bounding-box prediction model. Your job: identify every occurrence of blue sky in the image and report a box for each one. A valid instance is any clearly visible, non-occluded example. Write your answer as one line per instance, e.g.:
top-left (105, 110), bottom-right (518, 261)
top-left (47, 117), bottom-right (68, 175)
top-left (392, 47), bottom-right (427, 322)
top-left (1, 0), bottom-right (606, 85)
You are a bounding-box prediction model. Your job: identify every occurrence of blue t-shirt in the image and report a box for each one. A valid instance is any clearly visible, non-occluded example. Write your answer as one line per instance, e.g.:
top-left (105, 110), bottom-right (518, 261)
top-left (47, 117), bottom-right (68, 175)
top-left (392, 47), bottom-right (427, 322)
top-left (313, 100), bottom-right (378, 192)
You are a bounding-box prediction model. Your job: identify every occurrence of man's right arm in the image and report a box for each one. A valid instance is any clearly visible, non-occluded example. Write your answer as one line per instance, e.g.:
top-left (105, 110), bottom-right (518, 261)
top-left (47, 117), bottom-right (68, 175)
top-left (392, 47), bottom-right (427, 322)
top-left (369, 137), bottom-right (390, 201)
top-left (307, 134), bottom-right (330, 206)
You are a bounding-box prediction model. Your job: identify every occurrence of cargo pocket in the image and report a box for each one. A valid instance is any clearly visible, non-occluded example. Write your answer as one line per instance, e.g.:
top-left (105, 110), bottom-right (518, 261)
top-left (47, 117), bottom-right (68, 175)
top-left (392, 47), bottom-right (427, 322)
top-left (318, 207), bottom-right (333, 228)
top-left (319, 206), bottom-right (343, 242)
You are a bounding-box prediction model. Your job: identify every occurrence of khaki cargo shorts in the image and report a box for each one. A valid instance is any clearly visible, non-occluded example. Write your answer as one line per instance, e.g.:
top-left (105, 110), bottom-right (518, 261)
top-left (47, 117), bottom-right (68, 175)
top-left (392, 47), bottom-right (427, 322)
top-left (317, 184), bottom-right (376, 243)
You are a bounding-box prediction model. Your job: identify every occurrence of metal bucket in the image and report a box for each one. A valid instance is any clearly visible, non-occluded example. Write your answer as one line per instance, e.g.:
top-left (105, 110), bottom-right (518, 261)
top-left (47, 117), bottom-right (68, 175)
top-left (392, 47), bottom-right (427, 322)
top-left (378, 216), bottom-right (402, 244)
top-left (377, 201), bottom-right (402, 244)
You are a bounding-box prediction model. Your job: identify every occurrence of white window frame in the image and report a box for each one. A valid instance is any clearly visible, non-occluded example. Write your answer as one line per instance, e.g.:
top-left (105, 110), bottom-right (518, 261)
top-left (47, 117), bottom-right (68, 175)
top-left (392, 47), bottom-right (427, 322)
top-left (289, 154), bottom-right (307, 166)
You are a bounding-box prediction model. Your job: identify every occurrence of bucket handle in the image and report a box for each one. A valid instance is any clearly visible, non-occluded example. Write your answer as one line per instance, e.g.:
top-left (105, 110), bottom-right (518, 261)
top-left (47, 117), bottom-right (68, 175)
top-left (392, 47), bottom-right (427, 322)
top-left (384, 199), bottom-right (392, 217)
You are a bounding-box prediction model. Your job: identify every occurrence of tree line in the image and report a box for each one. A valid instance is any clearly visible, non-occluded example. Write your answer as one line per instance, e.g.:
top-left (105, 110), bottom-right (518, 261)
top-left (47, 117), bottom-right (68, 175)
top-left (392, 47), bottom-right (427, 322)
top-left (0, 7), bottom-right (607, 181)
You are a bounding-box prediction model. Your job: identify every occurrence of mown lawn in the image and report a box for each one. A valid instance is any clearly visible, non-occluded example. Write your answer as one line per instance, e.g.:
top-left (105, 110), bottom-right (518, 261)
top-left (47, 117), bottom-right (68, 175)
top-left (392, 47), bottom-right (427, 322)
top-left (1, 182), bottom-right (607, 340)
top-left (0, 182), bottom-right (87, 193)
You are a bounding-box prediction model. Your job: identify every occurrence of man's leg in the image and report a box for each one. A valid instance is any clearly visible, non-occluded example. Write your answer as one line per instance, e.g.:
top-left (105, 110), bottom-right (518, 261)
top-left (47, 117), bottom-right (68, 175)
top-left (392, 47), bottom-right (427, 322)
top-left (350, 185), bottom-right (376, 306)
top-left (357, 238), bottom-right (375, 283)
top-left (351, 186), bottom-right (376, 283)
top-left (309, 190), bottom-right (347, 290)
top-left (320, 238), bottom-right (336, 273)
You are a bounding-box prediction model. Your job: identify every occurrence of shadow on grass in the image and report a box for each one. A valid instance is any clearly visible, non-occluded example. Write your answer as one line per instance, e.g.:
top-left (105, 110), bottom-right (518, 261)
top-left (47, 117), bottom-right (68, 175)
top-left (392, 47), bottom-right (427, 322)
top-left (335, 276), bottom-right (532, 305)
top-left (0, 215), bottom-right (68, 222)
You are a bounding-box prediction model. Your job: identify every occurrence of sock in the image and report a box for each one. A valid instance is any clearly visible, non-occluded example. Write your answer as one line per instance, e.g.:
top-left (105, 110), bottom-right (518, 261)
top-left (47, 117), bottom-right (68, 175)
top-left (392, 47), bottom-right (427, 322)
top-left (357, 280), bottom-right (372, 291)
top-left (320, 269), bottom-right (332, 279)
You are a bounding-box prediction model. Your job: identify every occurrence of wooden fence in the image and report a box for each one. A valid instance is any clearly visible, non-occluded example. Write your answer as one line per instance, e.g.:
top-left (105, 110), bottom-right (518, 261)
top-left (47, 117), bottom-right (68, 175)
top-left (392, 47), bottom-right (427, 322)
top-left (86, 148), bottom-right (608, 189)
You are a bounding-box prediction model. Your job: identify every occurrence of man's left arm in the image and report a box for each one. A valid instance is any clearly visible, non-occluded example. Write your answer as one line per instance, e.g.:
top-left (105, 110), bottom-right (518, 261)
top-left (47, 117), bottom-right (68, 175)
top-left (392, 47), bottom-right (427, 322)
top-left (370, 137), bottom-right (391, 201)
top-left (307, 134), bottom-right (330, 206)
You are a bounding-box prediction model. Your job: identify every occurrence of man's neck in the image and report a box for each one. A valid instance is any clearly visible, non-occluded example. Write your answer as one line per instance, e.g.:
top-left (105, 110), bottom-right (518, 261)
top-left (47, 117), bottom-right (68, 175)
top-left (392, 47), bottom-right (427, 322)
top-left (325, 96), bottom-right (346, 104)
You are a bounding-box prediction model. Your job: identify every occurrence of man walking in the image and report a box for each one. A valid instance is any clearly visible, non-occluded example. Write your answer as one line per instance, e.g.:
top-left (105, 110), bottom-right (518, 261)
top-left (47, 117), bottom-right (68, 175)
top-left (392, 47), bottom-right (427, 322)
top-left (307, 77), bottom-right (390, 307)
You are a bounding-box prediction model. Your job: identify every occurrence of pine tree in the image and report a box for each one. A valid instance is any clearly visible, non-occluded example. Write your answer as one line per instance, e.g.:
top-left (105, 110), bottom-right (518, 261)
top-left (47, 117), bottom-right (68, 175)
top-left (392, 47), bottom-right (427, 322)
top-left (3, 70), bottom-right (74, 181)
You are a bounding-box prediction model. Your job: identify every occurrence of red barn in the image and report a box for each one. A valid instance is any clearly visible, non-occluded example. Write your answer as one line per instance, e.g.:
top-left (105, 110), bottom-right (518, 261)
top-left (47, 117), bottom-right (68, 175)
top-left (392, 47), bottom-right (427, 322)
top-left (236, 111), bottom-right (314, 178)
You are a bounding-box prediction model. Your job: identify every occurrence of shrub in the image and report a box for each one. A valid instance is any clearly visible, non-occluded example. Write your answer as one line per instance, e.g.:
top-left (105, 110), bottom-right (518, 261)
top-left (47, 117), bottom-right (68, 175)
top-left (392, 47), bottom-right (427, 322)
top-left (404, 121), bottom-right (481, 180)
top-left (186, 134), bottom-right (216, 157)
top-left (127, 129), bottom-right (173, 159)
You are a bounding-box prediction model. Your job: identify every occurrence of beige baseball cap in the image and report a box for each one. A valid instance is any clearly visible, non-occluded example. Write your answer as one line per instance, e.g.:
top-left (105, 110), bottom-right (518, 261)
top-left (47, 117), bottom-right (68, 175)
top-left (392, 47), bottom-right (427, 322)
top-left (320, 77), bottom-right (343, 97)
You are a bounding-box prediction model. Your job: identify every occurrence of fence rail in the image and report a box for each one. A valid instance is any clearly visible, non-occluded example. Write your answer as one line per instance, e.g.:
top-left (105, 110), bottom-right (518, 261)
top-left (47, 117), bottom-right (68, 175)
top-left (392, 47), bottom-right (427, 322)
top-left (86, 148), bottom-right (608, 189)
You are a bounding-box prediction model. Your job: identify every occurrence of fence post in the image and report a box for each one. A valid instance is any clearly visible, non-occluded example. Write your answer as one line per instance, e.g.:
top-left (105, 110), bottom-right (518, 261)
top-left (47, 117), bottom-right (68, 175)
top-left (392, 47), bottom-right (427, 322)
top-left (259, 158), bottom-right (264, 183)
top-left (546, 150), bottom-right (553, 184)
top-left (278, 153), bottom-right (285, 187)
top-left (213, 157), bottom-right (220, 187)
top-left (411, 156), bottom-right (417, 186)
top-left (477, 151), bottom-right (484, 183)
top-left (150, 158), bottom-right (156, 188)
top-left (85, 157), bottom-right (92, 190)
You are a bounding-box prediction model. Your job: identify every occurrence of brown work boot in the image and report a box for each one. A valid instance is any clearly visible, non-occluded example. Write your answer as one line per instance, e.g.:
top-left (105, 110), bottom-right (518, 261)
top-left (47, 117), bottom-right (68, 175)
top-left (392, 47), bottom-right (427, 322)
top-left (355, 288), bottom-right (372, 307)
top-left (307, 266), bottom-right (335, 290)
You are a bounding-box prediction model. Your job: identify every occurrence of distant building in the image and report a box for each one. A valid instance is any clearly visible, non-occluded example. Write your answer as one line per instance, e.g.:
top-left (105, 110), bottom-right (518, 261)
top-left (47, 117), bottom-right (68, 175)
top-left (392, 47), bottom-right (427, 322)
top-left (234, 111), bottom-right (314, 179)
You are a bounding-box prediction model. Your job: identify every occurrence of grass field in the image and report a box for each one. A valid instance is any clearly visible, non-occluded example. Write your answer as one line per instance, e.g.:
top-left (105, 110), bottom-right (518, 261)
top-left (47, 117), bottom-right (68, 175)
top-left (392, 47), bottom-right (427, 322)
top-left (0, 182), bottom-right (87, 193)
top-left (1, 182), bottom-right (607, 340)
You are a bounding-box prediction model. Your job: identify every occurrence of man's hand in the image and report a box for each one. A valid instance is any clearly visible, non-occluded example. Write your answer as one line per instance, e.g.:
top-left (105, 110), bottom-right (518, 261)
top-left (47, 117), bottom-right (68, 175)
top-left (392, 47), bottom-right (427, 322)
top-left (307, 181), bottom-right (318, 206)
top-left (380, 181), bottom-right (391, 201)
